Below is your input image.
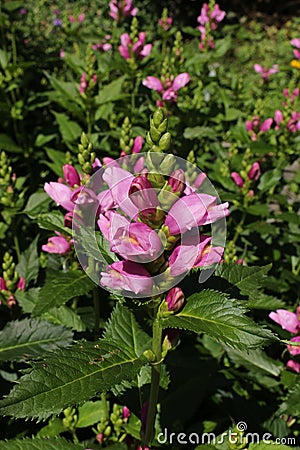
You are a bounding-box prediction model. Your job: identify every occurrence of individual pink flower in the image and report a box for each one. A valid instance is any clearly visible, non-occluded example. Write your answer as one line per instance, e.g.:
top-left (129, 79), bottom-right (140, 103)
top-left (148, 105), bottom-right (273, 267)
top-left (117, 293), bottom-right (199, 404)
top-left (59, 48), bottom-right (65, 58)
top-left (92, 35), bottom-right (112, 52)
top-left (63, 164), bottom-right (80, 187)
top-left (17, 277), bottom-right (26, 290)
top-left (142, 73), bottom-right (190, 103)
top-left (131, 136), bottom-right (143, 153)
top-left (274, 110), bottom-right (284, 129)
top-left (128, 176), bottom-right (159, 213)
top-left (110, 222), bottom-right (163, 263)
top-left (269, 309), bottom-right (299, 334)
top-left (119, 32), bottom-right (152, 60)
top-left (69, 15), bottom-right (75, 23)
top-left (0, 277), bottom-right (7, 291)
top-left (78, 13), bottom-right (85, 23)
top-left (79, 73), bottom-right (88, 94)
top-left (287, 336), bottom-right (300, 356)
top-left (44, 182), bottom-right (75, 212)
top-left (164, 192), bottom-right (229, 235)
top-left (254, 64), bottom-right (279, 80)
top-left (290, 38), bottom-right (300, 59)
top-left (231, 172), bottom-right (244, 188)
top-left (248, 162), bottom-right (261, 181)
top-left (100, 260), bottom-right (153, 295)
top-left (168, 169), bottom-right (185, 195)
top-left (246, 116), bottom-right (273, 141)
top-left (165, 287), bottom-right (185, 312)
top-left (109, 0), bottom-right (137, 22)
top-left (286, 360), bottom-right (300, 373)
top-left (122, 406), bottom-right (131, 420)
top-left (42, 234), bottom-right (71, 255)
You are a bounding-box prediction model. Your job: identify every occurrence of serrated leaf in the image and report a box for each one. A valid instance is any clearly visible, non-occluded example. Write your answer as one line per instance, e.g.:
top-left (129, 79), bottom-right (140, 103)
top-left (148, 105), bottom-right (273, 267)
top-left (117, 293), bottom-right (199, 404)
top-left (16, 236), bottom-right (40, 284)
top-left (0, 437), bottom-right (86, 450)
top-left (52, 112), bottom-right (82, 143)
top-left (32, 270), bottom-right (95, 316)
top-left (95, 76), bottom-right (126, 105)
top-left (0, 340), bottom-right (147, 420)
top-left (36, 211), bottom-right (72, 236)
top-left (103, 303), bottom-right (150, 357)
top-left (23, 192), bottom-right (51, 217)
top-left (76, 400), bottom-right (106, 428)
top-left (215, 263), bottom-right (272, 300)
top-left (246, 293), bottom-right (285, 310)
top-left (282, 383), bottom-right (300, 416)
top-left (160, 290), bottom-right (275, 350)
top-left (225, 347), bottom-right (283, 377)
top-left (0, 318), bottom-right (73, 362)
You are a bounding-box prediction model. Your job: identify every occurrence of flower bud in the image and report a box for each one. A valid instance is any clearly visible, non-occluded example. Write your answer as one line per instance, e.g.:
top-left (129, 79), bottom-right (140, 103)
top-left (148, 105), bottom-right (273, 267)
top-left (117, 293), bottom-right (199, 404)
top-left (149, 126), bottom-right (161, 143)
top-left (248, 162), bottom-right (261, 180)
top-left (63, 164), bottom-right (80, 187)
top-left (158, 132), bottom-right (171, 151)
top-left (159, 154), bottom-right (175, 174)
top-left (122, 406), bottom-right (131, 420)
top-left (168, 169), bottom-right (185, 194)
top-left (129, 176), bottom-right (159, 212)
top-left (231, 172), bottom-right (244, 188)
top-left (153, 108), bottom-right (165, 127)
top-left (165, 287), bottom-right (185, 312)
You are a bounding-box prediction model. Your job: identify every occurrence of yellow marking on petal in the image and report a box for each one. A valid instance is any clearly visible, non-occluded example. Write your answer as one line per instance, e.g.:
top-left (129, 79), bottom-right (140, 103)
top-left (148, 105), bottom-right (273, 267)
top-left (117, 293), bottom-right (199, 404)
top-left (291, 60), bottom-right (300, 69)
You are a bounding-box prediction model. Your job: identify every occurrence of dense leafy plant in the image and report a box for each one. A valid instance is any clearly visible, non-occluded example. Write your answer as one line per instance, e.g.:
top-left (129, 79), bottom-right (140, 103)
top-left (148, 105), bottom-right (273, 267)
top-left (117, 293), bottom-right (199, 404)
top-left (0, 0), bottom-right (299, 449)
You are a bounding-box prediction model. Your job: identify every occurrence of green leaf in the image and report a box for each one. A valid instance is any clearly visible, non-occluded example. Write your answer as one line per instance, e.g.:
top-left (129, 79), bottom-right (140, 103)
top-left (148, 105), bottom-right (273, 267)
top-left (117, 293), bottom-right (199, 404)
top-left (15, 289), bottom-right (86, 332)
top-left (160, 290), bottom-right (275, 350)
top-left (34, 134), bottom-right (56, 148)
top-left (16, 236), bottom-right (40, 284)
top-left (35, 211), bottom-right (72, 236)
top-left (0, 49), bottom-right (9, 70)
top-left (32, 270), bottom-right (95, 316)
top-left (258, 169), bottom-right (281, 193)
top-left (248, 444), bottom-right (294, 450)
top-left (215, 263), bottom-right (272, 300)
top-left (23, 192), bottom-right (51, 217)
top-left (0, 437), bottom-right (86, 450)
top-left (52, 112), bottom-right (82, 144)
top-left (225, 347), bottom-right (283, 377)
top-left (283, 383), bottom-right (300, 416)
top-left (246, 293), bottom-right (285, 310)
top-left (0, 134), bottom-right (23, 153)
top-left (0, 340), bottom-right (147, 420)
top-left (95, 76), bottom-right (126, 105)
top-left (104, 303), bottom-right (150, 357)
top-left (76, 400), bottom-right (106, 428)
top-left (0, 318), bottom-right (73, 362)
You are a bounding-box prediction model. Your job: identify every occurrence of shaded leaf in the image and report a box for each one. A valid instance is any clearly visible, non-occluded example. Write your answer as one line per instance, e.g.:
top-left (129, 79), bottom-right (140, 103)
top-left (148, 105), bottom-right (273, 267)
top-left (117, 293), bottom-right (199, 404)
top-left (0, 318), bottom-right (73, 362)
top-left (0, 437), bottom-right (85, 450)
top-left (32, 270), bottom-right (95, 316)
top-left (16, 236), bottom-right (40, 284)
top-left (225, 347), bottom-right (283, 377)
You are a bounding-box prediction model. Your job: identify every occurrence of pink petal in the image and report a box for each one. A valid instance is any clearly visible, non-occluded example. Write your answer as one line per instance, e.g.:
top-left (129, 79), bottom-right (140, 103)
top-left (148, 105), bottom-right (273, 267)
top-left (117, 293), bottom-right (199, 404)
top-left (172, 73), bottom-right (190, 91)
top-left (142, 76), bottom-right (164, 92)
top-left (269, 310), bottom-right (299, 334)
top-left (44, 182), bottom-right (75, 212)
top-left (290, 38), bottom-right (300, 48)
top-left (260, 118), bottom-right (273, 132)
top-left (254, 64), bottom-right (263, 74)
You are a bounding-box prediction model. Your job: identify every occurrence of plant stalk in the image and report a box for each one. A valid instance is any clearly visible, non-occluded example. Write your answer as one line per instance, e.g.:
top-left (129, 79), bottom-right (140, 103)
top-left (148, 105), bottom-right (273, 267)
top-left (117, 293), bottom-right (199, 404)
top-left (142, 316), bottom-right (163, 447)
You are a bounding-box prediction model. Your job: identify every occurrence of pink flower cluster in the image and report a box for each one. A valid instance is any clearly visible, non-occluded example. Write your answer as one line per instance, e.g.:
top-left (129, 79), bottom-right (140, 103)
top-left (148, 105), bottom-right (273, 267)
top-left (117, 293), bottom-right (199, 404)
top-left (69, 13), bottom-right (85, 23)
top-left (95, 163), bottom-right (229, 297)
top-left (142, 73), bottom-right (190, 105)
top-left (231, 162), bottom-right (261, 193)
top-left (119, 32), bottom-right (152, 61)
top-left (246, 116), bottom-right (273, 141)
top-left (79, 73), bottom-right (98, 94)
top-left (254, 64), bottom-right (279, 80)
top-left (197, 2), bottom-right (226, 50)
top-left (0, 276), bottom-right (25, 308)
top-left (269, 307), bottom-right (300, 373)
top-left (109, 0), bottom-right (137, 22)
top-left (290, 38), bottom-right (300, 60)
top-left (158, 15), bottom-right (172, 31)
top-left (92, 35), bottom-right (112, 53)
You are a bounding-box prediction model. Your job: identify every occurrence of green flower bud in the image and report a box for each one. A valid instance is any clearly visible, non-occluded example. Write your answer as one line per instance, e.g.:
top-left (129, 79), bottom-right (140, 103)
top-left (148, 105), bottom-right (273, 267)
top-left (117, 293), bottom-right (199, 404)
top-left (159, 154), bottom-right (175, 174)
top-left (158, 118), bottom-right (168, 133)
top-left (149, 126), bottom-right (161, 143)
top-left (158, 132), bottom-right (171, 151)
top-left (153, 108), bottom-right (165, 127)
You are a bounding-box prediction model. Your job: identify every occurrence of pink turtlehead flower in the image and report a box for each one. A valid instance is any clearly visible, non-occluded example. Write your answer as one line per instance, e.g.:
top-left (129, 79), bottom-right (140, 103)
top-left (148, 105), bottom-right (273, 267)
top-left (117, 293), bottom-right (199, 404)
top-left (169, 233), bottom-right (223, 276)
top-left (79, 73), bottom-right (88, 94)
top-left (197, 2), bottom-right (226, 50)
top-left (122, 406), bottom-right (130, 420)
top-left (142, 73), bottom-right (190, 103)
top-left (59, 48), bottom-right (65, 58)
top-left (286, 360), bottom-right (300, 373)
top-left (131, 135), bottom-right (143, 153)
top-left (119, 32), bottom-right (152, 60)
top-left (287, 111), bottom-right (300, 133)
top-left (42, 234), bottom-right (71, 255)
top-left (128, 176), bottom-right (159, 213)
top-left (269, 309), bottom-right (299, 334)
top-left (254, 64), bottom-right (279, 80)
top-left (92, 35), bottom-right (112, 52)
top-left (231, 172), bottom-right (244, 188)
top-left (166, 287), bottom-right (185, 312)
top-left (0, 277), bottom-right (7, 291)
top-left (248, 162), bottom-right (261, 181)
top-left (168, 169), bottom-right (185, 195)
top-left (283, 87), bottom-right (299, 104)
top-left (63, 164), bottom-right (80, 187)
top-left (100, 260), bottom-right (153, 295)
top-left (287, 336), bottom-right (300, 356)
top-left (290, 38), bottom-right (300, 59)
top-left (165, 192), bottom-right (229, 235)
top-left (274, 110), bottom-right (284, 129)
top-left (17, 277), bottom-right (26, 290)
top-left (109, 0), bottom-right (137, 22)
top-left (44, 182), bottom-right (74, 212)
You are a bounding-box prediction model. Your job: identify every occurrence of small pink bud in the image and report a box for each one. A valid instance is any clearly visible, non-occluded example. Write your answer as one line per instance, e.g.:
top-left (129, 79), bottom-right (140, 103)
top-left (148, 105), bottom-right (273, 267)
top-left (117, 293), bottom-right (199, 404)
top-left (122, 406), bottom-right (130, 420)
top-left (168, 169), bottom-right (185, 194)
top-left (96, 433), bottom-right (104, 443)
top-left (63, 164), bottom-right (80, 187)
top-left (248, 162), bottom-right (261, 181)
top-left (165, 287), bottom-right (185, 312)
top-left (260, 118), bottom-right (273, 132)
top-left (17, 277), bottom-right (26, 291)
top-left (230, 172), bottom-right (244, 188)
top-left (0, 277), bottom-right (7, 291)
top-left (7, 295), bottom-right (17, 308)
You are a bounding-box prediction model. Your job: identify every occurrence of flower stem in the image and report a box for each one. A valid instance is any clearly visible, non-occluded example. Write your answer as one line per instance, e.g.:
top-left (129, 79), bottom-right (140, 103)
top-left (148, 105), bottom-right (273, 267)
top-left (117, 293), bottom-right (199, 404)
top-left (142, 316), bottom-right (162, 447)
top-left (93, 286), bottom-right (100, 337)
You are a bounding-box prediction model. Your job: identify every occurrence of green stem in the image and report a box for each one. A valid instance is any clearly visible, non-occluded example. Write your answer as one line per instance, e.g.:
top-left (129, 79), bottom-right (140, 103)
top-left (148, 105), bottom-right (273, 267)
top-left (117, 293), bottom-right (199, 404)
top-left (142, 316), bottom-right (163, 447)
top-left (101, 392), bottom-right (109, 420)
